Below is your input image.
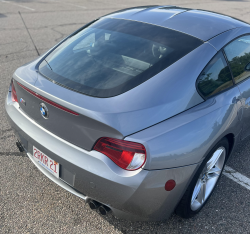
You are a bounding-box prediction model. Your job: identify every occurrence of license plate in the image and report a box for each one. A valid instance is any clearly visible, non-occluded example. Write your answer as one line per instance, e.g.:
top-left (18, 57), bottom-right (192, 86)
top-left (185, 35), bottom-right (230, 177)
top-left (33, 146), bottom-right (60, 178)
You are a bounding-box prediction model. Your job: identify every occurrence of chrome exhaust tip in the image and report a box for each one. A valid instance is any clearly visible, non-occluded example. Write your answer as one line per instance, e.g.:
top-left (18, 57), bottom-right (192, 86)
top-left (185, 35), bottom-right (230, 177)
top-left (16, 141), bottom-right (24, 152)
top-left (88, 200), bottom-right (101, 210)
top-left (98, 205), bottom-right (111, 216)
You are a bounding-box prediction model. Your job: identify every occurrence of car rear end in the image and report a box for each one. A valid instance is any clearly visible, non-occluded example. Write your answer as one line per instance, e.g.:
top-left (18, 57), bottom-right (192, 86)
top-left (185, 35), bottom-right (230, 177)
top-left (6, 81), bottom-right (199, 220)
top-left (5, 15), bottom-right (207, 221)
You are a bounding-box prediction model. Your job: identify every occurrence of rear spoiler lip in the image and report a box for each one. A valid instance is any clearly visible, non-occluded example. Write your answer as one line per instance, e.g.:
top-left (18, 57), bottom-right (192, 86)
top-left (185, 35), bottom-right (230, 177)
top-left (12, 73), bottom-right (86, 116)
top-left (17, 81), bottom-right (79, 116)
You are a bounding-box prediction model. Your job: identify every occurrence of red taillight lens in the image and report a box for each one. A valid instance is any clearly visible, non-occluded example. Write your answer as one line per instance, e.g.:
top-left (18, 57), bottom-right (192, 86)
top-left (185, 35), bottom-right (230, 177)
top-left (93, 137), bottom-right (146, 171)
top-left (11, 81), bottom-right (18, 102)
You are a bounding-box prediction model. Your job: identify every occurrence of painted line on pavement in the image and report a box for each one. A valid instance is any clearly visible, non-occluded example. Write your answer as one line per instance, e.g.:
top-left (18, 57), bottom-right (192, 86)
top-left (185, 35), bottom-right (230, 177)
top-left (1, 0), bottom-right (35, 11)
top-left (223, 165), bottom-right (250, 190)
top-left (51, 0), bottom-right (86, 9)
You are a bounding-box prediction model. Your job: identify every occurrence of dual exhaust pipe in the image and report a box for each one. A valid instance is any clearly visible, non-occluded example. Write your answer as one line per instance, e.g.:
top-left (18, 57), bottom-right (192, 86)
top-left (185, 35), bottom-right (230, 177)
top-left (16, 141), bottom-right (24, 152)
top-left (88, 200), bottom-right (111, 216)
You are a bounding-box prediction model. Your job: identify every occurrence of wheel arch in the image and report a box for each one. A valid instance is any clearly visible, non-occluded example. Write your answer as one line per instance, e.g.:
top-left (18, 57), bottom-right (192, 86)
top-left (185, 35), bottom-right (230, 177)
top-left (223, 133), bottom-right (235, 159)
top-left (201, 132), bottom-right (235, 163)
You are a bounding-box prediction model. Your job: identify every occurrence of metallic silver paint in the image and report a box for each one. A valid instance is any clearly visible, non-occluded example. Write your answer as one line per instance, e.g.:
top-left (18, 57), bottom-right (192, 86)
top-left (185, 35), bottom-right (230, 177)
top-left (106, 7), bottom-right (249, 41)
top-left (27, 150), bottom-right (88, 201)
top-left (14, 79), bottom-right (123, 151)
top-left (126, 86), bottom-right (242, 169)
top-left (5, 92), bottom-right (198, 221)
top-left (209, 27), bottom-right (250, 51)
top-left (5, 6), bottom-right (250, 221)
top-left (235, 78), bottom-right (250, 140)
top-left (107, 6), bottom-right (187, 26)
top-left (160, 10), bottom-right (249, 41)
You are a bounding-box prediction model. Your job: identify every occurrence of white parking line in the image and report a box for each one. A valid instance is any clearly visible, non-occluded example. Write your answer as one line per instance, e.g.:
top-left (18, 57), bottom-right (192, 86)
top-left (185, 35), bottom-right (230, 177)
top-left (223, 166), bottom-right (250, 190)
top-left (51, 0), bottom-right (86, 9)
top-left (1, 0), bottom-right (35, 11)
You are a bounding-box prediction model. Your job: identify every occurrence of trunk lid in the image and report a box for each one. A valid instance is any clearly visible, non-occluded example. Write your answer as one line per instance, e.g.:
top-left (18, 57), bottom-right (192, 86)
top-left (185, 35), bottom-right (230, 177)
top-left (13, 61), bottom-right (123, 151)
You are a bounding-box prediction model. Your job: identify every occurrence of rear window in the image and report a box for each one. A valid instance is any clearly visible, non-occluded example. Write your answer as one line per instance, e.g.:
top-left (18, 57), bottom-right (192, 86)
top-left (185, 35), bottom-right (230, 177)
top-left (39, 18), bottom-right (203, 97)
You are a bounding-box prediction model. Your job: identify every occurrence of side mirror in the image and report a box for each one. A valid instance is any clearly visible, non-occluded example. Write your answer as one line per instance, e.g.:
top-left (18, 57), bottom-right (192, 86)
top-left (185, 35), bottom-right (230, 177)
top-left (245, 62), bottom-right (250, 71)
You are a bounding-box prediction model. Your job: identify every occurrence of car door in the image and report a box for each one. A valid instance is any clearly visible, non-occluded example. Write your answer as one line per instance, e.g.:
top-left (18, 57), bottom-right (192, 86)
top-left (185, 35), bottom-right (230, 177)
top-left (224, 35), bottom-right (250, 140)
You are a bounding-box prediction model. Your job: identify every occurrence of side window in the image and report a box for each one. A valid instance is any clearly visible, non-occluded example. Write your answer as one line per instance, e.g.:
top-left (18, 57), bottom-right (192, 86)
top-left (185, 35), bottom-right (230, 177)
top-left (224, 35), bottom-right (250, 84)
top-left (197, 51), bottom-right (233, 98)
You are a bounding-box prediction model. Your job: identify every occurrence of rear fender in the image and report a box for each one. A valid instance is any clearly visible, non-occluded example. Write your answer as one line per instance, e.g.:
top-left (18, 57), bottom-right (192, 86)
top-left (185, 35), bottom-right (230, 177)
top-left (126, 86), bottom-right (243, 170)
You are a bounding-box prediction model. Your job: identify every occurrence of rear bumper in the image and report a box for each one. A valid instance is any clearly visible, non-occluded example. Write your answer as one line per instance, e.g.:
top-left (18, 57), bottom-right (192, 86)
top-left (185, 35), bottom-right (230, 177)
top-left (5, 91), bottom-right (199, 221)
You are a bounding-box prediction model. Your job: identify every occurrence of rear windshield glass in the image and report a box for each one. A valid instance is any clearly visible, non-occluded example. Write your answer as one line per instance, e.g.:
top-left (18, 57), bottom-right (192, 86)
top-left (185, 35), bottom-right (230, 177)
top-left (39, 18), bottom-right (203, 97)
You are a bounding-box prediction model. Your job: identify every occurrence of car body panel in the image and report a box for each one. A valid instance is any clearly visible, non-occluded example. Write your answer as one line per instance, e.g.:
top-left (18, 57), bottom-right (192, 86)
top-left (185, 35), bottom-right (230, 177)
top-left (209, 27), bottom-right (250, 51)
top-left (234, 79), bottom-right (250, 140)
top-left (106, 7), bottom-right (249, 41)
top-left (160, 10), bottom-right (248, 41)
top-left (14, 79), bottom-right (123, 151)
top-left (107, 6), bottom-right (187, 26)
top-left (14, 58), bottom-right (39, 85)
top-left (127, 86), bottom-right (243, 169)
top-left (5, 92), bottom-right (198, 221)
top-left (237, 78), bottom-right (250, 140)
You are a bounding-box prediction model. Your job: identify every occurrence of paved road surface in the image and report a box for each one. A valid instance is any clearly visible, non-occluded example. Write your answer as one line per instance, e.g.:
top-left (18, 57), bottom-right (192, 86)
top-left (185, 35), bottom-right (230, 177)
top-left (0, 0), bottom-right (250, 233)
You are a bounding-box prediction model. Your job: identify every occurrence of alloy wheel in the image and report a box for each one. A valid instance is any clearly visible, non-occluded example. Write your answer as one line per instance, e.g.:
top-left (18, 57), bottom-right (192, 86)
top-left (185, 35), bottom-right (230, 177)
top-left (190, 147), bottom-right (226, 211)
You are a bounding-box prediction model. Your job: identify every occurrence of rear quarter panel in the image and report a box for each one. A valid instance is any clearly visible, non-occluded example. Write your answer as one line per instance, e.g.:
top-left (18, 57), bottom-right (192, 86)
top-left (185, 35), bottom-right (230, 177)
top-left (126, 87), bottom-right (243, 170)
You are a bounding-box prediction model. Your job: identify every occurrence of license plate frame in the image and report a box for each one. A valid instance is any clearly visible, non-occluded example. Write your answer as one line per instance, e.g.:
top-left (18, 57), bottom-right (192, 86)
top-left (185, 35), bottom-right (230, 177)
top-left (33, 146), bottom-right (60, 178)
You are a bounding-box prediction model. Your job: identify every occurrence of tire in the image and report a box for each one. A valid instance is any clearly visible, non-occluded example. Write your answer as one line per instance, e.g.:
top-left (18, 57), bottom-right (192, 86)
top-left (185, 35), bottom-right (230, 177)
top-left (175, 138), bottom-right (229, 218)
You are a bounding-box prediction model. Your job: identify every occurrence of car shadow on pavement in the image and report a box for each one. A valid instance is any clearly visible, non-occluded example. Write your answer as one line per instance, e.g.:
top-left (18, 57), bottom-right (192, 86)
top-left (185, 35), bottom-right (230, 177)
top-left (99, 211), bottom-right (195, 234)
top-left (0, 152), bottom-right (26, 157)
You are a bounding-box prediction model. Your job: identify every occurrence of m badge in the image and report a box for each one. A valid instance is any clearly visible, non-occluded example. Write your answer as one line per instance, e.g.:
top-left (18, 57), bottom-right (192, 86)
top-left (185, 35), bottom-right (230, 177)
top-left (19, 98), bottom-right (26, 106)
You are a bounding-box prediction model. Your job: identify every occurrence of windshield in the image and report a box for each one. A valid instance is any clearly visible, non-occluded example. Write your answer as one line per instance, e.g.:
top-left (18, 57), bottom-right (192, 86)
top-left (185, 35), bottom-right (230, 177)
top-left (39, 18), bottom-right (203, 97)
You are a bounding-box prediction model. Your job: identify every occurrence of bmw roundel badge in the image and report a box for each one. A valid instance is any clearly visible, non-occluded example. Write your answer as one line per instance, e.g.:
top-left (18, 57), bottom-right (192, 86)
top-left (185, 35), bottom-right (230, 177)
top-left (40, 103), bottom-right (49, 119)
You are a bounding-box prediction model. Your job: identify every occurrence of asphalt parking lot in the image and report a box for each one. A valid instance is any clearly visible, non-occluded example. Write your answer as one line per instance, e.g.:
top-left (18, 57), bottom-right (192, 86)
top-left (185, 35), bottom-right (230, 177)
top-left (1, 0), bottom-right (250, 233)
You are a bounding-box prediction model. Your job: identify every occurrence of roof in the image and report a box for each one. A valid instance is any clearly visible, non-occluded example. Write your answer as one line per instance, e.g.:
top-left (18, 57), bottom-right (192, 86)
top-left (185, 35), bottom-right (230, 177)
top-left (104, 6), bottom-right (250, 41)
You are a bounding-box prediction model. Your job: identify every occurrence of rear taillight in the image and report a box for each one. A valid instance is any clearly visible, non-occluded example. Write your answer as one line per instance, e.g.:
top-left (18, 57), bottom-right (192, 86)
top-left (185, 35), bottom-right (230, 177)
top-left (11, 81), bottom-right (18, 102)
top-left (93, 137), bottom-right (146, 171)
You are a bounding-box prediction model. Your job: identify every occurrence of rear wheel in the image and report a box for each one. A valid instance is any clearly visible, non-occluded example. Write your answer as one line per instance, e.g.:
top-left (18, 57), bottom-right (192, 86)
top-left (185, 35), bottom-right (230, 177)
top-left (175, 138), bottom-right (228, 218)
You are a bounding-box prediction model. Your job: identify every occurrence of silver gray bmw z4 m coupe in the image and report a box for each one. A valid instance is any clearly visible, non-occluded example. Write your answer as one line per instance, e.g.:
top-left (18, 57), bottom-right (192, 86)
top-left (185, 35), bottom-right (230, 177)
top-left (5, 5), bottom-right (250, 221)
